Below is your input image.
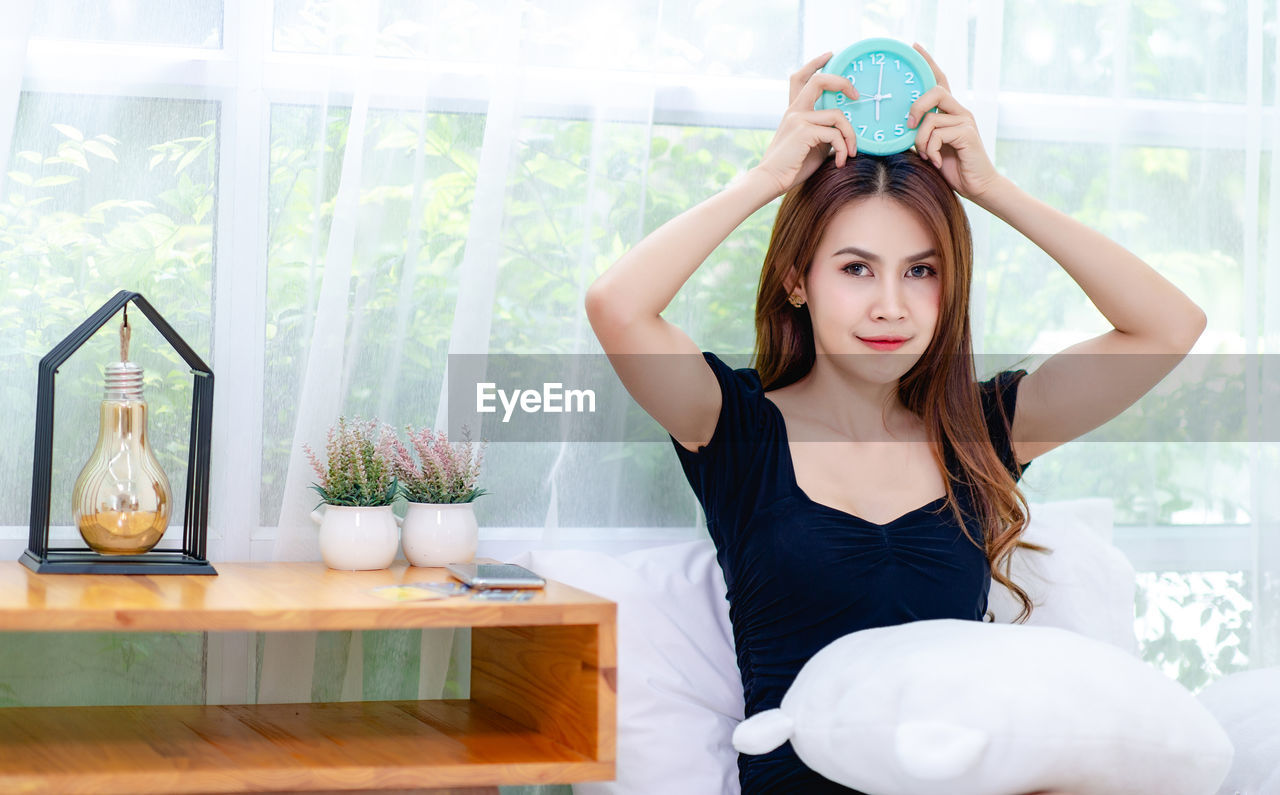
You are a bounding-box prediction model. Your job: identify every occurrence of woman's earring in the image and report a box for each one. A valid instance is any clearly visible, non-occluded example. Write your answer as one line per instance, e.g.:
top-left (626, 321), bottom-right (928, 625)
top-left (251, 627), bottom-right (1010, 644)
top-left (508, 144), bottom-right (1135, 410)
top-left (787, 293), bottom-right (805, 308)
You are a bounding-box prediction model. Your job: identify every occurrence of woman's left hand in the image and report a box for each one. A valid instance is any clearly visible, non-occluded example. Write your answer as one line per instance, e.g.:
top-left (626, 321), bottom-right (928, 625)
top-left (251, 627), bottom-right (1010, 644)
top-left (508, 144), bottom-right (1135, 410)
top-left (907, 43), bottom-right (1002, 201)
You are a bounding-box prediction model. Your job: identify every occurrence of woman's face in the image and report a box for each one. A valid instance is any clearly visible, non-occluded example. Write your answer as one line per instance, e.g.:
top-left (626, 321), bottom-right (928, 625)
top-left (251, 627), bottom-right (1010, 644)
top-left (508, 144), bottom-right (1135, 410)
top-left (794, 195), bottom-right (943, 382)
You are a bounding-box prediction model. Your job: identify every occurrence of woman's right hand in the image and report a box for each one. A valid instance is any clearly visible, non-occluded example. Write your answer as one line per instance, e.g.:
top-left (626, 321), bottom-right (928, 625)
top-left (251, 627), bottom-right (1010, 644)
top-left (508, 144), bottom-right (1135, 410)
top-left (750, 52), bottom-right (859, 197)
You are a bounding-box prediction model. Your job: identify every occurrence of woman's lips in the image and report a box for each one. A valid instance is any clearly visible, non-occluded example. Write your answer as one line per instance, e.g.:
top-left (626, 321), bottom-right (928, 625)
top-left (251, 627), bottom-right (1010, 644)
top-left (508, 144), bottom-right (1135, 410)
top-left (858, 337), bottom-right (907, 351)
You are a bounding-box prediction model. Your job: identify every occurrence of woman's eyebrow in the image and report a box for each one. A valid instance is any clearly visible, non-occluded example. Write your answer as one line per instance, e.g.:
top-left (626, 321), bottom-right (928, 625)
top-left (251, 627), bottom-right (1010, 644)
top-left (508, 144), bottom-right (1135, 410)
top-left (833, 246), bottom-right (938, 262)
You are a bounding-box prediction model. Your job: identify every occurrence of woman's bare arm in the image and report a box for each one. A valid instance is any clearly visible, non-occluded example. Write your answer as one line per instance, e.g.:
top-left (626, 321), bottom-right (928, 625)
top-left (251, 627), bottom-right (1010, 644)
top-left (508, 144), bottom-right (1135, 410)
top-left (586, 55), bottom-right (859, 450)
top-left (907, 43), bottom-right (1206, 466)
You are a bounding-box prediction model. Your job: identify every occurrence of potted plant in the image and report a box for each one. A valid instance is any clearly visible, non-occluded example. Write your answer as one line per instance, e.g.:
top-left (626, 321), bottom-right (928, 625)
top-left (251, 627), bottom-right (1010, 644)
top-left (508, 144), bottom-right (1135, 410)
top-left (389, 425), bottom-right (487, 567)
top-left (304, 417), bottom-right (401, 571)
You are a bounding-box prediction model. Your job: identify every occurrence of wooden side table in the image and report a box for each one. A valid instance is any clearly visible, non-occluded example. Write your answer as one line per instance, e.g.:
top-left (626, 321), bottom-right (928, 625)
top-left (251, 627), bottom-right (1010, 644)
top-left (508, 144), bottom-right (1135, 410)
top-left (0, 561), bottom-right (616, 794)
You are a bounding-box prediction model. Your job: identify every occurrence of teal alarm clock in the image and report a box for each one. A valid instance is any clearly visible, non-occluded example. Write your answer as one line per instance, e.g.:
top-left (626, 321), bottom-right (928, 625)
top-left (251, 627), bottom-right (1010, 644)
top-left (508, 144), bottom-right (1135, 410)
top-left (815, 38), bottom-right (937, 156)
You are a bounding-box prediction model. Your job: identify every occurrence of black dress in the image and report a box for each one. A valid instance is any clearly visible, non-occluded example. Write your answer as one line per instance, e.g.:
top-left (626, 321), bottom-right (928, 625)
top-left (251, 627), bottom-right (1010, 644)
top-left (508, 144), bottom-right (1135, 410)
top-left (669, 352), bottom-right (1032, 794)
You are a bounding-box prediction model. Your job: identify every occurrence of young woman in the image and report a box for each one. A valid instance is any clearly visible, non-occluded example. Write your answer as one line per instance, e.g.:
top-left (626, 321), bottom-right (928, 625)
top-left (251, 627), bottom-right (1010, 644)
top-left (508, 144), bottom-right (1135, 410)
top-left (585, 44), bottom-right (1206, 794)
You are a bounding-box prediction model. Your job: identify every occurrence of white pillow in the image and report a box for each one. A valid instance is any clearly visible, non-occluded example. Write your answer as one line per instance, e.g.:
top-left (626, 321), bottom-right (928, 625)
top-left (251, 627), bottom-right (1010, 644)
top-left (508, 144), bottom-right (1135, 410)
top-left (514, 541), bottom-right (743, 795)
top-left (986, 497), bottom-right (1139, 655)
top-left (515, 497), bottom-right (1130, 794)
top-left (1197, 667), bottom-right (1280, 794)
top-left (732, 618), bottom-right (1234, 795)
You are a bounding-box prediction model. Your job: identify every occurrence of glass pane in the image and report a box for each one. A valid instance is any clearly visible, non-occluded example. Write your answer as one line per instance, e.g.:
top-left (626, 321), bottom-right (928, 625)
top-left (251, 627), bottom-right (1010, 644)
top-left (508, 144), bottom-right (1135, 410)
top-left (0, 93), bottom-right (216, 529)
top-left (989, 141), bottom-right (1238, 353)
top-left (0, 632), bottom-right (204, 706)
top-left (275, 0), bottom-right (511, 59)
top-left (375, 0), bottom-right (511, 60)
top-left (32, 0), bottom-right (223, 48)
top-left (1128, 0), bottom-right (1247, 103)
top-left (276, 0), bottom-right (799, 76)
top-left (1019, 442), bottom-right (1252, 527)
top-left (1003, 0), bottom-right (1249, 103)
top-left (480, 119), bottom-right (772, 528)
top-left (1002, 0), bottom-right (1117, 97)
top-left (261, 107), bottom-right (484, 525)
top-left (519, 0), bottom-right (799, 76)
top-left (653, 0), bottom-right (800, 76)
top-left (275, 0), bottom-right (374, 56)
top-left (1135, 571), bottom-right (1252, 692)
top-left (650, 124), bottom-right (774, 354)
top-left (1267, 0), bottom-right (1277, 106)
top-left (990, 140), bottom-right (1248, 524)
top-left (473, 0), bottom-right (663, 71)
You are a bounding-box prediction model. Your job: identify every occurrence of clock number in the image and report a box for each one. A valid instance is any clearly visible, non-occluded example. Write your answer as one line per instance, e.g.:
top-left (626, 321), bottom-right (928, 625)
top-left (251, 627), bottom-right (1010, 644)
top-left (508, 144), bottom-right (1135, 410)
top-left (894, 59), bottom-right (901, 71)
top-left (857, 125), bottom-right (868, 136)
top-left (870, 53), bottom-right (885, 65)
top-left (835, 92), bottom-right (845, 104)
top-left (911, 90), bottom-right (921, 100)
top-left (905, 72), bottom-right (916, 84)
top-left (894, 124), bottom-right (905, 135)
top-left (843, 111), bottom-right (854, 124)
top-left (874, 130), bottom-right (885, 142)
top-left (850, 60), bottom-right (864, 72)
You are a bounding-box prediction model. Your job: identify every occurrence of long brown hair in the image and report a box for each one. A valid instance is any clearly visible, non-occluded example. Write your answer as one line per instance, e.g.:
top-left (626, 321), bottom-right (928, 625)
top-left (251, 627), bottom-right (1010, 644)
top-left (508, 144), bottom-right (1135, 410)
top-left (753, 151), bottom-right (1046, 623)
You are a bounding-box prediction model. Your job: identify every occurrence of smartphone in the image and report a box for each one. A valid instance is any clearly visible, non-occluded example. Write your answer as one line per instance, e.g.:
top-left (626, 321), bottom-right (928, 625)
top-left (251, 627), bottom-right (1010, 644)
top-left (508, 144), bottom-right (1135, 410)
top-left (470, 589), bottom-right (536, 602)
top-left (446, 562), bottom-right (546, 589)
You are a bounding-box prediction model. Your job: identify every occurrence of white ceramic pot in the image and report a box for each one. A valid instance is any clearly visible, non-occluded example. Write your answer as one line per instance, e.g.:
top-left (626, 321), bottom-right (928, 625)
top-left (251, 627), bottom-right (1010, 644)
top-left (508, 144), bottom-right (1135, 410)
top-left (310, 504), bottom-right (400, 571)
top-left (401, 502), bottom-right (478, 567)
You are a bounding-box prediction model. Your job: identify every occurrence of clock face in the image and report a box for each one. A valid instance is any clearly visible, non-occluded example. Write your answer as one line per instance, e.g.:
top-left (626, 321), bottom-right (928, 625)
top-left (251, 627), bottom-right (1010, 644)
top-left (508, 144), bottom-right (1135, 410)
top-left (816, 39), bottom-right (937, 156)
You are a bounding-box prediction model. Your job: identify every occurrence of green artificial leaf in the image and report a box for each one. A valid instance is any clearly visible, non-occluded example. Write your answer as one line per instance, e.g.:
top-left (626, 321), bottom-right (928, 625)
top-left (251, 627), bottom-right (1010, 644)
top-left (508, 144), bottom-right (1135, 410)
top-left (33, 175), bottom-right (77, 188)
top-left (175, 143), bottom-right (205, 174)
top-left (83, 140), bottom-right (119, 162)
top-left (51, 123), bottom-right (84, 141)
top-left (1215, 646), bottom-right (1237, 672)
top-left (50, 147), bottom-right (89, 171)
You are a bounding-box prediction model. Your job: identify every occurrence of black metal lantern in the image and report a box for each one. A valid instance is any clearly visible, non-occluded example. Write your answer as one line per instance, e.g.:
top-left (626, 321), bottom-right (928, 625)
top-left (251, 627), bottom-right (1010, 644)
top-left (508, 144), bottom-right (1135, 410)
top-left (23, 290), bottom-right (216, 574)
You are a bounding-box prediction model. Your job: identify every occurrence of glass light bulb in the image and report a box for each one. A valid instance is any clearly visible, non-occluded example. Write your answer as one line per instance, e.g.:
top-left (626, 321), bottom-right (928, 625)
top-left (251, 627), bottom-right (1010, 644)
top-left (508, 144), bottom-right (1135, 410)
top-left (71, 361), bottom-right (173, 555)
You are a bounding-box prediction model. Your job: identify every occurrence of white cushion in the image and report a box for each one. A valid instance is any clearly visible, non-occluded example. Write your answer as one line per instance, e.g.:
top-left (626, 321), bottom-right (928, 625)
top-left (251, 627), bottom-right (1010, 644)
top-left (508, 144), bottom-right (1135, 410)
top-left (514, 541), bottom-right (743, 795)
top-left (1197, 667), bottom-right (1280, 794)
top-left (986, 497), bottom-right (1139, 654)
top-left (515, 497), bottom-right (1132, 794)
top-left (732, 619), bottom-right (1234, 795)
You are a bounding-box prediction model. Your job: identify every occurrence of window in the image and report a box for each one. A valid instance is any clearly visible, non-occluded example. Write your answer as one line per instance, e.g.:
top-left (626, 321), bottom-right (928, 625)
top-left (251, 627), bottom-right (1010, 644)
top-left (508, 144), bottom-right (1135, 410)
top-left (2, 0), bottom-right (1273, 698)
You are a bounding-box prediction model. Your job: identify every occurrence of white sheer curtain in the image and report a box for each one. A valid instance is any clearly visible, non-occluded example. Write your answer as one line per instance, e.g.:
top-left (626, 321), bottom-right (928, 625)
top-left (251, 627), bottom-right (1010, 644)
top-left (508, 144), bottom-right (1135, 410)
top-left (0, 1), bottom-right (1277, 788)
top-left (0, 2), bottom-right (34, 189)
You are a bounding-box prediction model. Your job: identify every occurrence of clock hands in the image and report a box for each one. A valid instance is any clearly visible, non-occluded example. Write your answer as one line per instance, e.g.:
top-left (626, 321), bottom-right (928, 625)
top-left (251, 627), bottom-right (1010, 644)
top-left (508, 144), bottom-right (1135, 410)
top-left (875, 62), bottom-right (884, 122)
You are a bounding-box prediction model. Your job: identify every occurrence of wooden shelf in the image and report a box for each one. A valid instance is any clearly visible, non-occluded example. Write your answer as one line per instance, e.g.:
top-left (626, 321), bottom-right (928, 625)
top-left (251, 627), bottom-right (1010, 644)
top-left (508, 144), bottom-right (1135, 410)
top-left (0, 561), bottom-right (613, 632)
top-left (0, 561), bottom-right (617, 793)
top-left (0, 699), bottom-right (608, 793)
